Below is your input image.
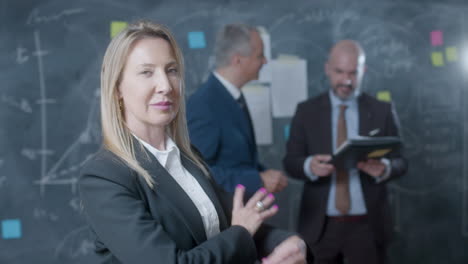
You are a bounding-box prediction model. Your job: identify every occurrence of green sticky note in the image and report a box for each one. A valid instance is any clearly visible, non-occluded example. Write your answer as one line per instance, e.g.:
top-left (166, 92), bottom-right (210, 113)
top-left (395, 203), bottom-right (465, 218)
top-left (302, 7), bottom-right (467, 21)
top-left (377, 91), bottom-right (391, 102)
top-left (110, 21), bottom-right (128, 38)
top-left (446, 46), bottom-right (458, 62)
top-left (431, 52), bottom-right (444, 67)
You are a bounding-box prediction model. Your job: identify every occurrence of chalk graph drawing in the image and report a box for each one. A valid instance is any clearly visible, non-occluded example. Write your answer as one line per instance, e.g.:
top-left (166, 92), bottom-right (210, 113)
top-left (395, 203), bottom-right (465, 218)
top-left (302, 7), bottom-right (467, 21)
top-left (28, 29), bottom-right (100, 196)
top-left (19, 5), bottom-right (127, 262)
top-left (24, 20), bottom-right (101, 261)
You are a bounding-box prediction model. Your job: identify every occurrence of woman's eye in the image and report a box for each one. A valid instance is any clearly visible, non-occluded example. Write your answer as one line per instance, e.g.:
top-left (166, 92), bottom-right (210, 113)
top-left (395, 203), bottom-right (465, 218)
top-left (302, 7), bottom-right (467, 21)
top-left (167, 67), bottom-right (179, 74)
top-left (141, 70), bottom-right (153, 76)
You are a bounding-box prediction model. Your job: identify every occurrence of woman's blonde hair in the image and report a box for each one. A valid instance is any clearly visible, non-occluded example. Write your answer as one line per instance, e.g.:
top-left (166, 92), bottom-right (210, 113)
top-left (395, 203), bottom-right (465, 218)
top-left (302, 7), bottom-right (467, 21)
top-left (100, 20), bottom-right (208, 188)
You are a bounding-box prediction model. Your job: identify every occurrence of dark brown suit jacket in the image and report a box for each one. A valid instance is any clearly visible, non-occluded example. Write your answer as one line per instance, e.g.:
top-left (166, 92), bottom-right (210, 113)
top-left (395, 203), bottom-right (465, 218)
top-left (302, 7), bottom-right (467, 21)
top-left (79, 143), bottom-right (294, 264)
top-left (283, 92), bottom-right (407, 247)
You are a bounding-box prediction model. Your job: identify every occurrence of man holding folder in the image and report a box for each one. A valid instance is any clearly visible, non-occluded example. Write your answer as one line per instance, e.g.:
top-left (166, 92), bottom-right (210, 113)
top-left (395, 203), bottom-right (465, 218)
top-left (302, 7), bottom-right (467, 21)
top-left (283, 40), bottom-right (408, 264)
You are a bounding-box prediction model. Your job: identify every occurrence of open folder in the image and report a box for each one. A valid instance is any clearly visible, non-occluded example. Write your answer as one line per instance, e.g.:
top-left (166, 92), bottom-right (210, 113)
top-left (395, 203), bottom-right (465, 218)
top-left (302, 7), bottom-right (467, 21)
top-left (330, 136), bottom-right (402, 170)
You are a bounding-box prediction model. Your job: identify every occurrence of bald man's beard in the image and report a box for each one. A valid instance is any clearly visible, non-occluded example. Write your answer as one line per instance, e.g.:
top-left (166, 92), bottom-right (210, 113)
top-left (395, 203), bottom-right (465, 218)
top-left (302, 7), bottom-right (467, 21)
top-left (332, 83), bottom-right (356, 100)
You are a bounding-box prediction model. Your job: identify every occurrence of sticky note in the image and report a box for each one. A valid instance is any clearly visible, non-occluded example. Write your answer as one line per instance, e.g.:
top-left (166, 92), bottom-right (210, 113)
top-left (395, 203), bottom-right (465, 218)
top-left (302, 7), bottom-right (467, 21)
top-left (284, 124), bottom-right (290, 140)
top-left (430, 30), bottom-right (443, 46)
top-left (431, 52), bottom-right (444, 67)
top-left (446, 46), bottom-right (458, 62)
top-left (2, 219), bottom-right (22, 239)
top-left (377, 91), bottom-right (391, 102)
top-left (367, 148), bottom-right (392, 158)
top-left (110, 21), bottom-right (128, 38)
top-left (188, 31), bottom-right (206, 49)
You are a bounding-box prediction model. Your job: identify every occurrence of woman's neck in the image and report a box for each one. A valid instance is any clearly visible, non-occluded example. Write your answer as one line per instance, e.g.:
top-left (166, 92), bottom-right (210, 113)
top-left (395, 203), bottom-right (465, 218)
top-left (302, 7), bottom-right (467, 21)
top-left (131, 126), bottom-right (166, 151)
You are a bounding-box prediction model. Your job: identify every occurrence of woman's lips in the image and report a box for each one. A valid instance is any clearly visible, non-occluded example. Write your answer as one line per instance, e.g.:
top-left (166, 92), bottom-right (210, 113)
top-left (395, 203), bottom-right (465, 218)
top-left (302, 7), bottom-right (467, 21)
top-left (151, 101), bottom-right (172, 110)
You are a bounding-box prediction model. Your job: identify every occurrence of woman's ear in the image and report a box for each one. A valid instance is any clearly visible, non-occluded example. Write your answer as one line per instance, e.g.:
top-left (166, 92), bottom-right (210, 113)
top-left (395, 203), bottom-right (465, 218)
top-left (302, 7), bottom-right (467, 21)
top-left (117, 91), bottom-right (124, 113)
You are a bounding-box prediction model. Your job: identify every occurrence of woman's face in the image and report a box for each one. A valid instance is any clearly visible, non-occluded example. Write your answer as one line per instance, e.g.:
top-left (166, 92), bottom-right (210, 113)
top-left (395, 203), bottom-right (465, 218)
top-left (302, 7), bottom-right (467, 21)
top-left (119, 37), bottom-right (180, 134)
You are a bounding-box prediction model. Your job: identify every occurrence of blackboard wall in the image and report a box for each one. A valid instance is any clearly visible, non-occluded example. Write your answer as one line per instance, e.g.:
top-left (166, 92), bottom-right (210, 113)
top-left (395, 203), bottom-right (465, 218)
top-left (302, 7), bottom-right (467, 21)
top-left (1, 0), bottom-right (467, 263)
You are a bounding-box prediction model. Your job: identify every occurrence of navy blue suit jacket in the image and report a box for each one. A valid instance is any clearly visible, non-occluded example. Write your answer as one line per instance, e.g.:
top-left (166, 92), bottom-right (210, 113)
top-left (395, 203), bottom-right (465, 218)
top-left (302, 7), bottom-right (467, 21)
top-left (187, 73), bottom-right (264, 193)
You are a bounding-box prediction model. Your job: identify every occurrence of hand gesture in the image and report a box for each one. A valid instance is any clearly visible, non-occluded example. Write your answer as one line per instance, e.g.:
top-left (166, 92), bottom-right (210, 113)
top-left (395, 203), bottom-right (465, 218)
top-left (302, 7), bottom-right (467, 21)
top-left (262, 235), bottom-right (307, 264)
top-left (231, 185), bottom-right (278, 236)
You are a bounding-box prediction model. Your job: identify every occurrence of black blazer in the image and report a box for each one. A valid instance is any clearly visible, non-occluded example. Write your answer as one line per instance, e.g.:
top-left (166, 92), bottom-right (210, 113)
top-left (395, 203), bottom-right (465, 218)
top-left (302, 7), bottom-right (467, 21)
top-left (283, 92), bottom-right (408, 247)
top-left (79, 144), bottom-right (292, 264)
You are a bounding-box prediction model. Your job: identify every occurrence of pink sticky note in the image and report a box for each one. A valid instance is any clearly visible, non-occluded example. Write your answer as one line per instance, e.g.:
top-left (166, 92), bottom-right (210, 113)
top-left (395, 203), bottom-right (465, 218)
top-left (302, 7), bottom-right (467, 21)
top-left (431, 30), bottom-right (443, 46)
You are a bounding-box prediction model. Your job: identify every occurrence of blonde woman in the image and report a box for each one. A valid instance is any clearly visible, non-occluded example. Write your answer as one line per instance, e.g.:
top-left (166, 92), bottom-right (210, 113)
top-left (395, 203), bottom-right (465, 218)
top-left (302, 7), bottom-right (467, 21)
top-left (79, 20), bottom-right (309, 264)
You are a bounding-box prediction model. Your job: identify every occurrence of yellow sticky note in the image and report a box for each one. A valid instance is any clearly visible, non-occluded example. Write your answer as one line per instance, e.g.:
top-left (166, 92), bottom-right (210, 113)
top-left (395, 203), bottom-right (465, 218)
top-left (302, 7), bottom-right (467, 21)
top-left (431, 52), bottom-right (444, 67)
top-left (446, 46), bottom-right (458, 62)
top-left (110, 21), bottom-right (128, 38)
top-left (377, 91), bottom-right (391, 102)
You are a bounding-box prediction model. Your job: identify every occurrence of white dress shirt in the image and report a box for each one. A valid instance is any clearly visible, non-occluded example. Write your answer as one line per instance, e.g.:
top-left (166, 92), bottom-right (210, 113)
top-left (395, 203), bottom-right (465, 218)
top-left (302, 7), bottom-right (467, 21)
top-left (136, 136), bottom-right (221, 239)
top-left (213, 71), bottom-right (241, 100)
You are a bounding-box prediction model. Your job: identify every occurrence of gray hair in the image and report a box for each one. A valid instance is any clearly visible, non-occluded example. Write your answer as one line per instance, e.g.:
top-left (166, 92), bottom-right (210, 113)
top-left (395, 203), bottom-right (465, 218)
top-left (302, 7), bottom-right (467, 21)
top-left (214, 23), bottom-right (259, 68)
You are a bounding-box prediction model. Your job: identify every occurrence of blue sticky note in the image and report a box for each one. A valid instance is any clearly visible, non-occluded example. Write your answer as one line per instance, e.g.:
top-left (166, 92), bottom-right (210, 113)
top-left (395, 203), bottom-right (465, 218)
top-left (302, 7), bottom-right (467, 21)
top-left (2, 219), bottom-right (22, 239)
top-left (188, 31), bottom-right (206, 49)
top-left (284, 124), bottom-right (290, 140)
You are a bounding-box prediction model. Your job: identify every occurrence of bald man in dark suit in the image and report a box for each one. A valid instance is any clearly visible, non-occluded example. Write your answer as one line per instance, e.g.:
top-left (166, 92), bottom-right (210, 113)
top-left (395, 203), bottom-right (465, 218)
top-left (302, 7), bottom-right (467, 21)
top-left (284, 40), bottom-right (407, 264)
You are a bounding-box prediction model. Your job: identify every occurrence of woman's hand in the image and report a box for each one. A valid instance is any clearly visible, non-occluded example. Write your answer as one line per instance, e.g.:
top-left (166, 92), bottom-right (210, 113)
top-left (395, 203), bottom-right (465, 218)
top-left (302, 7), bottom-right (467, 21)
top-left (262, 235), bottom-right (307, 264)
top-left (231, 184), bottom-right (278, 236)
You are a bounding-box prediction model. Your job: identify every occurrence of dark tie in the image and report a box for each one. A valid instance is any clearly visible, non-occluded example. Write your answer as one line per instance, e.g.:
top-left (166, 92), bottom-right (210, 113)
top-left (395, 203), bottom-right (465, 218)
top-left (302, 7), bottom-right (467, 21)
top-left (237, 93), bottom-right (255, 141)
top-left (336, 104), bottom-right (350, 214)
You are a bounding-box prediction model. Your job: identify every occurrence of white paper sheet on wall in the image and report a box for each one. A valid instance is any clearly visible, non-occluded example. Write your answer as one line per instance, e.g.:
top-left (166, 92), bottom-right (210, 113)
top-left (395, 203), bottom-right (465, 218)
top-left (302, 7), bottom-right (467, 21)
top-left (257, 26), bottom-right (272, 84)
top-left (243, 84), bottom-right (273, 145)
top-left (270, 56), bottom-right (308, 117)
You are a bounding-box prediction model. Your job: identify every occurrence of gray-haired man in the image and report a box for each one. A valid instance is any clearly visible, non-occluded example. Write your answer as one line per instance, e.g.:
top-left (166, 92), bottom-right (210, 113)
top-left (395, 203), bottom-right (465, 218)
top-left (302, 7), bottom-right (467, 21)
top-left (187, 24), bottom-right (288, 195)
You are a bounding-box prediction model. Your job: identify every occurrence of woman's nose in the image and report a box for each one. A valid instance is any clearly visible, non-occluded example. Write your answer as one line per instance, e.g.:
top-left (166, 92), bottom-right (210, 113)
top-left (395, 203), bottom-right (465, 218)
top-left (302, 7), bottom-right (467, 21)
top-left (155, 73), bottom-right (172, 94)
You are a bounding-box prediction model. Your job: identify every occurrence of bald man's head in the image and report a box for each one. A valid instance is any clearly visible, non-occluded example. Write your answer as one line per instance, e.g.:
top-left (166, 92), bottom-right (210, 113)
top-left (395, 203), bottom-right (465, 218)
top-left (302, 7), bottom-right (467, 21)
top-left (325, 40), bottom-right (366, 100)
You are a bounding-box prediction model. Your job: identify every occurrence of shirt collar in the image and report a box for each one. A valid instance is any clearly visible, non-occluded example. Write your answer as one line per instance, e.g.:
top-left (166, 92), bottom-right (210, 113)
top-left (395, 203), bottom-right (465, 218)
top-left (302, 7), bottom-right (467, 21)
top-left (213, 71), bottom-right (241, 100)
top-left (133, 134), bottom-right (180, 168)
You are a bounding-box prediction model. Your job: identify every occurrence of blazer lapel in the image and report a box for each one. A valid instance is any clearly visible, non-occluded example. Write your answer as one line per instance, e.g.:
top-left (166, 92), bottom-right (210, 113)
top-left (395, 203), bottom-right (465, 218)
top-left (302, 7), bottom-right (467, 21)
top-left (318, 94), bottom-right (333, 154)
top-left (180, 154), bottom-right (229, 230)
top-left (134, 144), bottom-right (207, 244)
top-left (358, 95), bottom-right (373, 136)
top-left (209, 75), bottom-right (255, 148)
